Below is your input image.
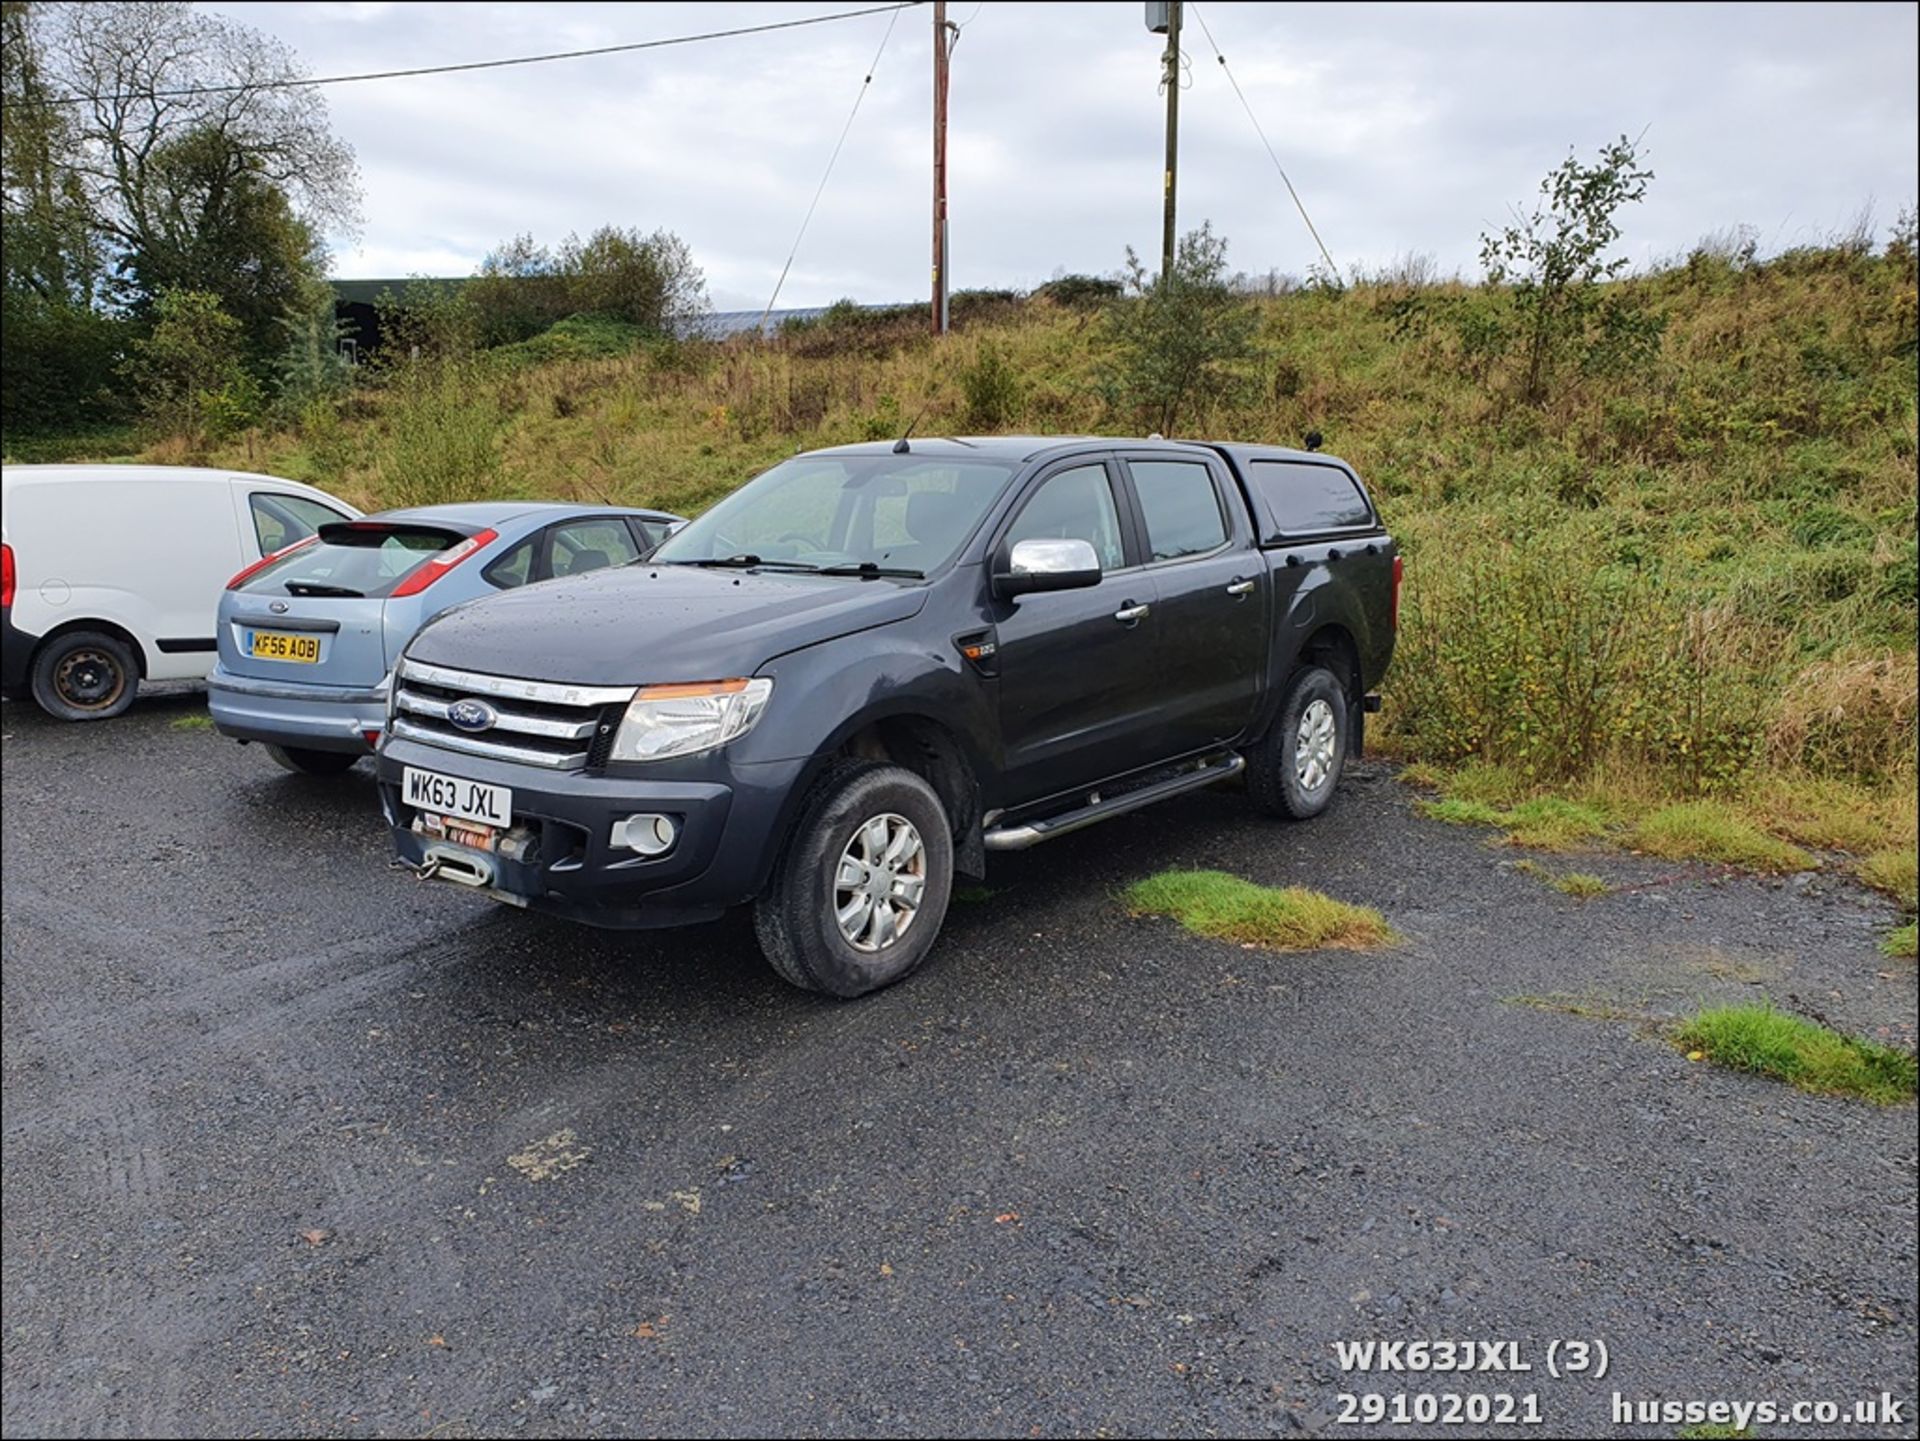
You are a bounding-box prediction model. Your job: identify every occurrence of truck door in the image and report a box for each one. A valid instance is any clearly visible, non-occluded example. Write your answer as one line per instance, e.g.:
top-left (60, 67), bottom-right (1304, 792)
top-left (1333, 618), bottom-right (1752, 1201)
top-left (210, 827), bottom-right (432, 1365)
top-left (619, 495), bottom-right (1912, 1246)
top-left (990, 458), bottom-right (1166, 808)
top-left (1117, 453), bottom-right (1266, 754)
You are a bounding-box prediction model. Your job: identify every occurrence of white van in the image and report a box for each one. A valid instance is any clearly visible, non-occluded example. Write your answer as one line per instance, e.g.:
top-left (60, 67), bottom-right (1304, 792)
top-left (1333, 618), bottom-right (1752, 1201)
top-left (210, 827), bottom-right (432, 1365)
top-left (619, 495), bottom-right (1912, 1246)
top-left (1, 465), bottom-right (361, 720)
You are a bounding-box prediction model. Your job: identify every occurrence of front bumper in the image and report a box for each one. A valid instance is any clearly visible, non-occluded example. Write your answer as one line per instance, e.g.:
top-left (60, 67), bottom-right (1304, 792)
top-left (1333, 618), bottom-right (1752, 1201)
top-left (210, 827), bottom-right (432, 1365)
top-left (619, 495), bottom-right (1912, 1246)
top-left (208, 664), bottom-right (387, 753)
top-left (376, 733), bottom-right (812, 930)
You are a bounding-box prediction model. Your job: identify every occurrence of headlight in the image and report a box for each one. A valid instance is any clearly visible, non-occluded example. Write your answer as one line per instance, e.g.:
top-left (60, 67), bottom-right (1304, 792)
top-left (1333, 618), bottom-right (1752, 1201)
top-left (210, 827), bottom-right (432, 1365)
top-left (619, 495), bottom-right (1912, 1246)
top-left (610, 678), bottom-right (773, 762)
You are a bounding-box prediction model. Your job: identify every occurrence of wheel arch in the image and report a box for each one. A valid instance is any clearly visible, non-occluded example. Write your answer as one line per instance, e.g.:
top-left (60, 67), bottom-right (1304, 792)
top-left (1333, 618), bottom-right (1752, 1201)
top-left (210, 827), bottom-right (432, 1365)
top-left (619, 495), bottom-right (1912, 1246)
top-left (34, 617), bottom-right (150, 679)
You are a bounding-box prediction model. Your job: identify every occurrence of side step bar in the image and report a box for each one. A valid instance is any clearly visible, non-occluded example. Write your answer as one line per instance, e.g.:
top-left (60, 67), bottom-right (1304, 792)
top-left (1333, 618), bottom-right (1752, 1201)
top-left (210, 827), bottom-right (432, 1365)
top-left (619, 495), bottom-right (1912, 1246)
top-left (982, 753), bottom-right (1245, 852)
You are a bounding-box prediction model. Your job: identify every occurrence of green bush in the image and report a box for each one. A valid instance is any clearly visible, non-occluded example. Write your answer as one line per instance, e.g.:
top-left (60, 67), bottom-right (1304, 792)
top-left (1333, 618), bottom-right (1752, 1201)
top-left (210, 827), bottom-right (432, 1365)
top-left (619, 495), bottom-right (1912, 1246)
top-left (959, 342), bottom-right (1022, 431)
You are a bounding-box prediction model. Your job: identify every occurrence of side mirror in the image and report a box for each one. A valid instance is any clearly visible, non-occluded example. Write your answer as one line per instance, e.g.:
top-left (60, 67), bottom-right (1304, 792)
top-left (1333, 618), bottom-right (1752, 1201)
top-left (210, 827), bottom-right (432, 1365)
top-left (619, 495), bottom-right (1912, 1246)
top-left (995, 537), bottom-right (1102, 599)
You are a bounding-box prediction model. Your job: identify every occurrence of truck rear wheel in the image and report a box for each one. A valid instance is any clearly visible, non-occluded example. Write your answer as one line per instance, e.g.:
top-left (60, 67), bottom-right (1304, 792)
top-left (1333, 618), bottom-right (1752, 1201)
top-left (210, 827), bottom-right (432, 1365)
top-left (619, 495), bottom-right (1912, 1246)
top-left (1247, 664), bottom-right (1349, 820)
top-left (753, 758), bottom-right (954, 997)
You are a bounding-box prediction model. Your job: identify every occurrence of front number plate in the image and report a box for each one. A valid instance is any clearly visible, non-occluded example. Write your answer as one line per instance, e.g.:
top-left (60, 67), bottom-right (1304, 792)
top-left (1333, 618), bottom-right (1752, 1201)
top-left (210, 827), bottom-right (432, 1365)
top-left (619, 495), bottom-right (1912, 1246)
top-left (404, 766), bottom-right (511, 828)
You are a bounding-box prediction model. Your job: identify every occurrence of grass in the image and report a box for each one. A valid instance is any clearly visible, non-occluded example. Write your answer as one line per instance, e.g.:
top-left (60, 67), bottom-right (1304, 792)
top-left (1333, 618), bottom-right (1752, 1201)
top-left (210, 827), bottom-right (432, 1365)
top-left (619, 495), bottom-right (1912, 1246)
top-left (1511, 859), bottom-right (1611, 898)
top-left (1860, 847), bottom-right (1918, 910)
top-left (1881, 922), bottom-right (1917, 960)
top-left (1505, 992), bottom-right (1645, 1022)
top-left (1633, 802), bottom-right (1815, 873)
top-left (952, 885), bottom-right (998, 905)
top-left (170, 712), bottom-right (213, 731)
top-left (1418, 794), bottom-right (1612, 851)
top-left (1676, 1425), bottom-right (1752, 1440)
top-left (1122, 869), bottom-right (1394, 951)
top-left (1675, 1004), bottom-right (1917, 1105)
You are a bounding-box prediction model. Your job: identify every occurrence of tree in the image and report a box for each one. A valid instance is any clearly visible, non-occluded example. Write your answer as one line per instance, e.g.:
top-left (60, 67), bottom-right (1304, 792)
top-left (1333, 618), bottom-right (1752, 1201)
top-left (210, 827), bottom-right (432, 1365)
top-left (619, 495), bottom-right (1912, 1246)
top-left (1480, 135), bottom-right (1654, 405)
top-left (122, 287), bottom-right (253, 440)
top-left (47, 0), bottom-right (358, 352)
top-left (556, 225), bottom-right (706, 334)
top-left (2, 0), bottom-right (118, 428)
top-left (1101, 222), bottom-right (1258, 434)
top-left (468, 233), bottom-right (567, 346)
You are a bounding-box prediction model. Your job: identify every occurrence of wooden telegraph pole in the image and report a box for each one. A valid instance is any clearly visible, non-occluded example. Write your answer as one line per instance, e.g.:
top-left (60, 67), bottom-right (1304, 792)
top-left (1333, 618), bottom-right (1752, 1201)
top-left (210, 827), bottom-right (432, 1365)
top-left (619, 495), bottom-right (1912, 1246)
top-left (932, 1), bottom-right (951, 334)
top-left (1160, 0), bottom-right (1181, 286)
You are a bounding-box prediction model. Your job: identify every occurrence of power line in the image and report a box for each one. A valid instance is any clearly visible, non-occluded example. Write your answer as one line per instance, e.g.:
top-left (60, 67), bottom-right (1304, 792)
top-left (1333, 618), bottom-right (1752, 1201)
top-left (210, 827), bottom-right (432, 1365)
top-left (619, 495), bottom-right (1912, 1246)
top-left (7, 2), bottom-right (924, 109)
top-left (1187, 3), bottom-right (1341, 280)
top-left (759, 7), bottom-right (904, 329)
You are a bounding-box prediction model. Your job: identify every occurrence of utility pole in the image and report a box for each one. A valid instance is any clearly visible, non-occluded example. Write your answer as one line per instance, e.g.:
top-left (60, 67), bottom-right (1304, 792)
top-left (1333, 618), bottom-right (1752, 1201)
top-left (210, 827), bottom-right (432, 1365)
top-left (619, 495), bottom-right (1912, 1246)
top-left (1160, 0), bottom-right (1181, 286)
top-left (931, 0), bottom-right (951, 335)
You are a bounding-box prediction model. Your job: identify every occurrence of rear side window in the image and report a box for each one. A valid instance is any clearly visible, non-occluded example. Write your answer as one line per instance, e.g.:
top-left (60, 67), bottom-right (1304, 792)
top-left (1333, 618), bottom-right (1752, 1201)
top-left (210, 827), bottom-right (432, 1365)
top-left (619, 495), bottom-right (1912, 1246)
top-left (484, 537), bottom-right (536, 589)
top-left (1247, 460), bottom-right (1373, 537)
top-left (242, 524), bottom-right (461, 599)
top-left (1130, 460), bottom-right (1228, 561)
top-left (549, 518), bottom-right (642, 578)
top-left (250, 492), bottom-right (347, 553)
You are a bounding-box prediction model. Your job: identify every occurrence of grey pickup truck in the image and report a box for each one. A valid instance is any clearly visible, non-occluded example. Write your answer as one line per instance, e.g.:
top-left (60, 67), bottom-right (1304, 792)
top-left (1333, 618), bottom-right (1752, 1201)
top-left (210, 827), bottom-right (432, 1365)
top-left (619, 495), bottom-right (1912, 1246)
top-left (377, 437), bottom-right (1400, 995)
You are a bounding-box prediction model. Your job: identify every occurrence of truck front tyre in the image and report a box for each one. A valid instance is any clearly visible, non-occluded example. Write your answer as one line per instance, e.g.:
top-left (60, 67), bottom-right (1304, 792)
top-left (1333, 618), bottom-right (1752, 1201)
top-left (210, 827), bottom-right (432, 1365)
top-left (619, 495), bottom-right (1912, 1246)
top-left (30, 630), bottom-right (139, 721)
top-left (753, 758), bottom-right (955, 998)
top-left (1248, 665), bottom-right (1349, 820)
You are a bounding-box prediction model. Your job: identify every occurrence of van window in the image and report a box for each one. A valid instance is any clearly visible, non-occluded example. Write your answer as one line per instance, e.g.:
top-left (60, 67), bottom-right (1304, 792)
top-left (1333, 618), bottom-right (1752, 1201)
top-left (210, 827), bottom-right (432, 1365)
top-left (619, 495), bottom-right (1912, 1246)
top-left (1247, 461), bottom-right (1373, 537)
top-left (251, 492), bottom-right (347, 553)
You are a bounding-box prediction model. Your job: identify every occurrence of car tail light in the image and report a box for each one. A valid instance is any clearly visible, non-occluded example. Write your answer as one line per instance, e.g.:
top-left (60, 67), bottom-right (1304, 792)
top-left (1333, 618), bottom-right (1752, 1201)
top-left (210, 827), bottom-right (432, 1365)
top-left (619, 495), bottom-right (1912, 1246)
top-left (389, 528), bottom-right (498, 599)
top-left (1390, 554), bottom-right (1404, 631)
top-left (1, 543), bottom-right (14, 609)
top-left (226, 533), bottom-right (320, 590)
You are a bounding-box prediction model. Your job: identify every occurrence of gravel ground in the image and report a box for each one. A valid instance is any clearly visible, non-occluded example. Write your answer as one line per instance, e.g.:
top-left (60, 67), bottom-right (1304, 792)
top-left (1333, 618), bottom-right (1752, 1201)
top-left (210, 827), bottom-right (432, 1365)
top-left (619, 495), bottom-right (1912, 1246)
top-left (2, 691), bottom-right (1915, 1439)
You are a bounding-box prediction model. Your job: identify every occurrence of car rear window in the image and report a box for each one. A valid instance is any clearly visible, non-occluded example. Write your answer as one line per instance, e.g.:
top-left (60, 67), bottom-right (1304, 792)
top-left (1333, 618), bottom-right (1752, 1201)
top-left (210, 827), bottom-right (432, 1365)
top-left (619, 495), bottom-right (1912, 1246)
top-left (242, 523), bottom-right (464, 599)
top-left (1246, 460), bottom-right (1374, 538)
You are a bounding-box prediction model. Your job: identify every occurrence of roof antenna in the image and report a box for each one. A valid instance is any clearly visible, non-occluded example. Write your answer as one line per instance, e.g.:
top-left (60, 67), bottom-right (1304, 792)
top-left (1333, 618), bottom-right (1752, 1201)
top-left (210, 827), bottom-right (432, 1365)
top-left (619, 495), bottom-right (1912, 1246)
top-left (1304, 429), bottom-right (1324, 452)
top-left (893, 399), bottom-right (933, 453)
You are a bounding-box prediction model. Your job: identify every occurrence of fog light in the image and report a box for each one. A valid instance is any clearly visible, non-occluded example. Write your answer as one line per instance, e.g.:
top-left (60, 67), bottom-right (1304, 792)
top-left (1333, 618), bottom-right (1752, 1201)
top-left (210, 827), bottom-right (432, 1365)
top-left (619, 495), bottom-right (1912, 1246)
top-left (612, 813), bottom-right (677, 856)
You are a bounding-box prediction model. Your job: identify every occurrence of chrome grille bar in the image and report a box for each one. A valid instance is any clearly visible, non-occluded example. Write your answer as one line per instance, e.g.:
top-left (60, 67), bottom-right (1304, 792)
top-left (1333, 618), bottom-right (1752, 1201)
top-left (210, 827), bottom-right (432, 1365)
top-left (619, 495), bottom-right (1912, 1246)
top-left (395, 688), bottom-right (597, 741)
top-left (390, 717), bottom-right (588, 769)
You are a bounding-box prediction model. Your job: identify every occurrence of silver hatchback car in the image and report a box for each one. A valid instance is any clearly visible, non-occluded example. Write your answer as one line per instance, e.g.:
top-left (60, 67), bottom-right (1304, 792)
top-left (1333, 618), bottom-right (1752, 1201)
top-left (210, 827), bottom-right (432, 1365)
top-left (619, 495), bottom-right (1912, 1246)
top-left (209, 501), bottom-right (682, 775)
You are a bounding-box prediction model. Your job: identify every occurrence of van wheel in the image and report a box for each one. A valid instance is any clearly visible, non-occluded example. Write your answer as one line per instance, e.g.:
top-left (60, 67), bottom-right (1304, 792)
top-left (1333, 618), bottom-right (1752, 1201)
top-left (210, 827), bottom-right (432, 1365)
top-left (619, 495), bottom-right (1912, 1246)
top-left (265, 745), bottom-right (362, 777)
top-left (1247, 665), bottom-right (1349, 820)
top-left (753, 759), bottom-right (954, 997)
top-left (30, 630), bottom-right (138, 721)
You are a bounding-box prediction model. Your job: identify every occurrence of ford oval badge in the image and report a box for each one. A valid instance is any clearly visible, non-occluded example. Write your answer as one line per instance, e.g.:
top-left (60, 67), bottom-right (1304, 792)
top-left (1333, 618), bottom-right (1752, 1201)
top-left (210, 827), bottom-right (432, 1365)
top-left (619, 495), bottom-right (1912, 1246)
top-left (448, 698), bottom-right (498, 733)
top-left (269, 600), bottom-right (290, 614)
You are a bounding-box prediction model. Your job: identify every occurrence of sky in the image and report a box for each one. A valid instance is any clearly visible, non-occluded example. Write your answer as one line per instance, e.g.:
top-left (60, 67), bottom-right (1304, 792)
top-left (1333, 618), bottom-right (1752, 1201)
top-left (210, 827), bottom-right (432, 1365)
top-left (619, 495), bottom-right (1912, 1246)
top-left (201, 1), bottom-right (1920, 312)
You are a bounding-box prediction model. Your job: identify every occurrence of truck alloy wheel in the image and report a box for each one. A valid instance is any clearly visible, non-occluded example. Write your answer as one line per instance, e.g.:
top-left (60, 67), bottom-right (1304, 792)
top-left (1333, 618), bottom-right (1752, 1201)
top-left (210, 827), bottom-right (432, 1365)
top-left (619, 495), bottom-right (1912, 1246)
top-left (755, 759), bottom-right (954, 997)
top-left (833, 812), bottom-right (928, 952)
top-left (1248, 664), bottom-right (1349, 821)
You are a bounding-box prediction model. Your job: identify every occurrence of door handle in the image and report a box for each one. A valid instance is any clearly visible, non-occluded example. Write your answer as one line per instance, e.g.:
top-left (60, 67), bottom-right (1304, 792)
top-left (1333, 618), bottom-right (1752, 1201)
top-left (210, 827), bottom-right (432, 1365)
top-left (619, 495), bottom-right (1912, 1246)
top-left (1112, 602), bottom-right (1150, 624)
top-left (1226, 578), bottom-right (1256, 596)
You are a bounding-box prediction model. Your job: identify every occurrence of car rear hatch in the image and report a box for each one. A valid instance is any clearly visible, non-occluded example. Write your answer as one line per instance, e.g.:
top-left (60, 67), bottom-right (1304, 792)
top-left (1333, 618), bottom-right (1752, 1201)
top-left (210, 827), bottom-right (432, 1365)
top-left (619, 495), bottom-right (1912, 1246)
top-left (220, 519), bottom-right (495, 688)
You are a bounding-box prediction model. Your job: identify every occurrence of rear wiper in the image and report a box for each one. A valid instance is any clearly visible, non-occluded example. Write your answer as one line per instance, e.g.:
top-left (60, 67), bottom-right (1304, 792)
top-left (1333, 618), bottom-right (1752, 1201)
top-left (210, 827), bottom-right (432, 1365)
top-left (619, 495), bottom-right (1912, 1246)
top-left (672, 555), bottom-right (821, 573)
top-left (816, 562), bottom-right (925, 579)
top-left (284, 581), bottom-right (364, 597)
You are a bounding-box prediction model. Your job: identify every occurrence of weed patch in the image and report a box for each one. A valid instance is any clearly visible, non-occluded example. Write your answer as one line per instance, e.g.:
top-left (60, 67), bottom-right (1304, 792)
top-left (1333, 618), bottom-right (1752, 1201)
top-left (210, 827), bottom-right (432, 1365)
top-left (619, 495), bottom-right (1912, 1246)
top-left (1676, 1004), bottom-right (1916, 1104)
top-left (1123, 870), bottom-right (1394, 951)
top-left (1633, 802), bottom-right (1814, 872)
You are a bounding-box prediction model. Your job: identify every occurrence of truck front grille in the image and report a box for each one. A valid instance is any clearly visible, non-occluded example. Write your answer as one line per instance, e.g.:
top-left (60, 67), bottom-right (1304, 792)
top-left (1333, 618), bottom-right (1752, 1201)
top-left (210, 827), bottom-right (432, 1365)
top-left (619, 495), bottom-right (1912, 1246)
top-left (391, 659), bottom-right (633, 770)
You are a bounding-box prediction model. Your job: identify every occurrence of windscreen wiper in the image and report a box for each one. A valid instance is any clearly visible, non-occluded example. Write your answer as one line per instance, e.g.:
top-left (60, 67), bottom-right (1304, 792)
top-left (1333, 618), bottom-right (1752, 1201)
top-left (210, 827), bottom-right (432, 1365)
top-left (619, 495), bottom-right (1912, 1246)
top-left (284, 581), bottom-right (364, 597)
top-left (671, 555), bottom-right (821, 572)
top-left (816, 562), bottom-right (925, 579)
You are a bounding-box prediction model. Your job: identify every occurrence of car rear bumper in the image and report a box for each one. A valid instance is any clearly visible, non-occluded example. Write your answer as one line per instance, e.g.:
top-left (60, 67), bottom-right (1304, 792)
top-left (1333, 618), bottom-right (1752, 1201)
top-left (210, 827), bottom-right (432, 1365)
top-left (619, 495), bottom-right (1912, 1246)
top-left (375, 734), bottom-right (812, 930)
top-left (208, 663), bottom-right (388, 753)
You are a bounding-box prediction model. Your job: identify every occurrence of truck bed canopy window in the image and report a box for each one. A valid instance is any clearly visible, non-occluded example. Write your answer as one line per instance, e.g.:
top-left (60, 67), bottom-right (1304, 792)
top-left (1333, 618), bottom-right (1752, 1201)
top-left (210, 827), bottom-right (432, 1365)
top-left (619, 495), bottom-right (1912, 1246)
top-left (1246, 460), bottom-right (1374, 539)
